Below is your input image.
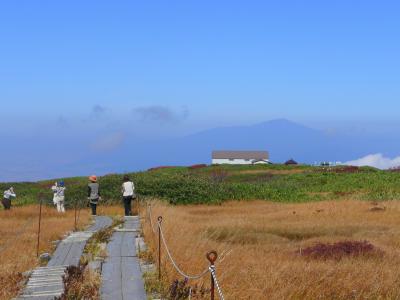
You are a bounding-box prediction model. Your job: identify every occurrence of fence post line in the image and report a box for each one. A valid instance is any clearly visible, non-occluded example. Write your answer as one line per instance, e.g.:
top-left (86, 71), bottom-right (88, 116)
top-left (207, 251), bottom-right (218, 300)
top-left (158, 216), bottom-right (163, 281)
top-left (36, 193), bottom-right (43, 258)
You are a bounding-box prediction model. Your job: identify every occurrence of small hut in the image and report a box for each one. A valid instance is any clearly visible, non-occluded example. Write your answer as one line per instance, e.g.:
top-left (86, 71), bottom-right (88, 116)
top-left (284, 159), bottom-right (298, 165)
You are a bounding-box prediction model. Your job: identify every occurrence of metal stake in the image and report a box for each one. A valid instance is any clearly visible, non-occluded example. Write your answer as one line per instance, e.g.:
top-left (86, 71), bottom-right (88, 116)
top-left (36, 193), bottom-right (43, 257)
top-left (158, 216), bottom-right (163, 280)
top-left (77, 199), bottom-right (82, 225)
top-left (74, 198), bottom-right (78, 231)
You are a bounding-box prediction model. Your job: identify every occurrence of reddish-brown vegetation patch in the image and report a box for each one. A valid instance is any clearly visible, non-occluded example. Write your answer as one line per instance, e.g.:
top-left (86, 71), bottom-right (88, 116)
top-left (333, 166), bottom-right (360, 173)
top-left (209, 169), bottom-right (229, 183)
top-left (300, 240), bottom-right (382, 260)
top-left (188, 164), bottom-right (207, 169)
top-left (388, 166), bottom-right (400, 172)
top-left (148, 166), bottom-right (177, 171)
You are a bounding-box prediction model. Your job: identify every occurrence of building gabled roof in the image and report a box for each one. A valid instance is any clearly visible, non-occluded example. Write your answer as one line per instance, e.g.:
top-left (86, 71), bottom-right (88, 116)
top-left (285, 159), bottom-right (298, 165)
top-left (212, 150), bottom-right (269, 160)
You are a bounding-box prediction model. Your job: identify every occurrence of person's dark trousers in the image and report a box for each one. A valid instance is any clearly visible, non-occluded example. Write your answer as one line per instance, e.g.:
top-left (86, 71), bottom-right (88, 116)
top-left (123, 196), bottom-right (132, 216)
top-left (2, 198), bottom-right (11, 210)
top-left (90, 201), bottom-right (98, 216)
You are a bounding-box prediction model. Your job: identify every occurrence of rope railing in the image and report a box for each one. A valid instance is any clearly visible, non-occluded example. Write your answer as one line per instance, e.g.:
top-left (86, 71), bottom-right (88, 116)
top-left (146, 203), bottom-right (226, 300)
top-left (158, 219), bottom-right (210, 279)
top-left (210, 265), bottom-right (225, 300)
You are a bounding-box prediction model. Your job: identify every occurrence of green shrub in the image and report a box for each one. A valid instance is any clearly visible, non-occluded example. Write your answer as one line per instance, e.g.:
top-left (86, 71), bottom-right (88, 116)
top-left (2, 165), bottom-right (400, 206)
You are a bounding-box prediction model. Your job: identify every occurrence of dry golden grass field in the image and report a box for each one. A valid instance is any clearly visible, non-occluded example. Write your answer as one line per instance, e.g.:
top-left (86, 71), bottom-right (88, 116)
top-left (0, 204), bottom-right (132, 300)
top-left (143, 200), bottom-right (400, 299)
top-left (0, 205), bottom-right (93, 299)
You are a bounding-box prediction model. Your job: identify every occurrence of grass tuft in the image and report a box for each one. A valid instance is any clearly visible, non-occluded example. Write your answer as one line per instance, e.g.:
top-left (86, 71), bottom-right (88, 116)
top-left (58, 264), bottom-right (100, 300)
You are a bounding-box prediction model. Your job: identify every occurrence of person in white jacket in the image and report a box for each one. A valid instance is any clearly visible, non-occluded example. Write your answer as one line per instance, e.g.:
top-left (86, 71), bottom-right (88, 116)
top-left (51, 181), bottom-right (66, 213)
top-left (121, 175), bottom-right (135, 216)
top-left (2, 187), bottom-right (16, 210)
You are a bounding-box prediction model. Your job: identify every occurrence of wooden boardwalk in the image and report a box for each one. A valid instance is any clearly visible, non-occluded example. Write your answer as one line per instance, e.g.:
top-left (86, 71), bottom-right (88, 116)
top-left (48, 216), bottom-right (112, 267)
top-left (100, 216), bottom-right (146, 300)
top-left (16, 216), bottom-right (112, 300)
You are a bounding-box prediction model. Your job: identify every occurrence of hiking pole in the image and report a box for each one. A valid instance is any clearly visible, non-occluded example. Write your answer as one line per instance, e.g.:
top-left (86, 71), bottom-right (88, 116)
top-left (36, 193), bottom-right (43, 258)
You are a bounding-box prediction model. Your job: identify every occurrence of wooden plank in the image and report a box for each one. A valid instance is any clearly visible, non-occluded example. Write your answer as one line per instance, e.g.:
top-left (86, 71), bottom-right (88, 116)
top-left (101, 257), bottom-right (122, 299)
top-left (120, 232), bottom-right (136, 257)
top-left (107, 233), bottom-right (124, 258)
top-left (88, 216), bottom-right (112, 232)
top-left (23, 284), bottom-right (64, 294)
top-left (63, 241), bottom-right (86, 266)
top-left (47, 242), bottom-right (72, 267)
top-left (121, 256), bottom-right (146, 300)
top-left (18, 217), bottom-right (112, 299)
top-left (100, 217), bottom-right (146, 300)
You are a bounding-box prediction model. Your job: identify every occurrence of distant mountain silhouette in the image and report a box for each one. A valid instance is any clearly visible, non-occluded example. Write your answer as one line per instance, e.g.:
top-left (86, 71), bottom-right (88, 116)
top-left (3, 118), bottom-right (400, 181)
top-left (121, 118), bottom-right (391, 168)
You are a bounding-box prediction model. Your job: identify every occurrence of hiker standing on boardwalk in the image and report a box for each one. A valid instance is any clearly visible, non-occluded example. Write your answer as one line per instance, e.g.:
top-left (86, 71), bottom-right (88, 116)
top-left (88, 175), bottom-right (101, 216)
top-left (121, 175), bottom-right (135, 216)
top-left (51, 181), bottom-right (66, 213)
top-left (2, 187), bottom-right (16, 210)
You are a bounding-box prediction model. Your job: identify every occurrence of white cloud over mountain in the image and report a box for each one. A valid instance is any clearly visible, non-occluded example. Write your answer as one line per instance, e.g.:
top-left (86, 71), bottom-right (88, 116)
top-left (91, 132), bottom-right (125, 152)
top-left (345, 153), bottom-right (400, 170)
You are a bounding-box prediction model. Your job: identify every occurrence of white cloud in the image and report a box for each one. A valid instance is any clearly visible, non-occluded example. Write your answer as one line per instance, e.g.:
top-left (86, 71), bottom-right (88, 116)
top-left (345, 153), bottom-right (400, 170)
top-left (91, 132), bottom-right (125, 152)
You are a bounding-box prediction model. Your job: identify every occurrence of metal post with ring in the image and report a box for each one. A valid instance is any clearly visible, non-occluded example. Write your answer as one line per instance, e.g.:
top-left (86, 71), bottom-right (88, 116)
top-left (158, 216), bottom-right (163, 281)
top-left (36, 192), bottom-right (44, 257)
top-left (207, 251), bottom-right (218, 300)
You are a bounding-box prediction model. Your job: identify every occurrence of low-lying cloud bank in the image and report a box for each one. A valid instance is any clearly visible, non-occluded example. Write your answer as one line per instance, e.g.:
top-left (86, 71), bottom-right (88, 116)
top-left (345, 153), bottom-right (400, 170)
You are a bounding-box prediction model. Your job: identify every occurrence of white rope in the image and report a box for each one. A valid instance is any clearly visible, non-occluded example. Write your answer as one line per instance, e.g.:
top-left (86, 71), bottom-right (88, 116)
top-left (158, 222), bottom-right (210, 280)
top-left (209, 265), bottom-right (225, 300)
top-left (148, 204), bottom-right (227, 298)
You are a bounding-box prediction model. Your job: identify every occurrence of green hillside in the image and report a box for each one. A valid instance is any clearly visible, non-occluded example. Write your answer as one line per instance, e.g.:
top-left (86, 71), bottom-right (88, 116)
top-left (1, 164), bottom-right (399, 208)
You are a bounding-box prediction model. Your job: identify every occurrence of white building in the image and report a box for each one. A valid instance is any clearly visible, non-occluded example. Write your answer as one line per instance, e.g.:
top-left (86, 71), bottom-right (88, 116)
top-left (212, 150), bottom-right (270, 165)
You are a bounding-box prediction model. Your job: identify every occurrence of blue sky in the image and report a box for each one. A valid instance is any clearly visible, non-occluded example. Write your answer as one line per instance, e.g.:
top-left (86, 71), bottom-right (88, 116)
top-left (1, 1), bottom-right (400, 180)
